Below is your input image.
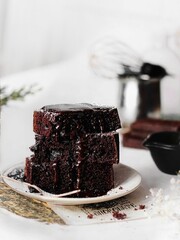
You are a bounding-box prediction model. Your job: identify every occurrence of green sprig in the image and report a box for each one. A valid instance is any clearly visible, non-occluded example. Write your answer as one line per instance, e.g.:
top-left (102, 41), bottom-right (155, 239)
top-left (0, 84), bottom-right (41, 109)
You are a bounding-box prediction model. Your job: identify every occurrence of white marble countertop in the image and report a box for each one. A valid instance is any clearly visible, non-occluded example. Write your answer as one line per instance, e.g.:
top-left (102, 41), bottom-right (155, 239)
top-left (0, 54), bottom-right (180, 239)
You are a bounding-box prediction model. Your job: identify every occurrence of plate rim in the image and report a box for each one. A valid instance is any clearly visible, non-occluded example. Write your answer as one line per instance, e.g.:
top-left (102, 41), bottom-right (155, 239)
top-left (1, 162), bottom-right (142, 205)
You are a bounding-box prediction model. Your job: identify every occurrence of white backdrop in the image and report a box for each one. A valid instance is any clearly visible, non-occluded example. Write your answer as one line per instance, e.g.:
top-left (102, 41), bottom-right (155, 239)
top-left (0, 0), bottom-right (180, 76)
top-left (0, 0), bottom-right (180, 178)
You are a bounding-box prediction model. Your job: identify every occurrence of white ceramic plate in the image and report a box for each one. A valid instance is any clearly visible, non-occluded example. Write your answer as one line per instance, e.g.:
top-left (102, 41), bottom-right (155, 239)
top-left (2, 163), bottom-right (141, 205)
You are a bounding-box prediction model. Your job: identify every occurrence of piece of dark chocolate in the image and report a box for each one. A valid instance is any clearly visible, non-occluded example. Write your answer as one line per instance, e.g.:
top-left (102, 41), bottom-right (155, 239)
top-left (122, 132), bottom-right (145, 149)
top-left (131, 118), bottom-right (180, 132)
top-left (122, 118), bottom-right (180, 149)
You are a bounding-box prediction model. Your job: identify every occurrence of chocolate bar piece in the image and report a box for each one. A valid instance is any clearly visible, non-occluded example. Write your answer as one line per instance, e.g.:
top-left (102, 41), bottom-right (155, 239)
top-left (122, 118), bottom-right (180, 149)
top-left (131, 118), bottom-right (180, 132)
top-left (122, 132), bottom-right (145, 149)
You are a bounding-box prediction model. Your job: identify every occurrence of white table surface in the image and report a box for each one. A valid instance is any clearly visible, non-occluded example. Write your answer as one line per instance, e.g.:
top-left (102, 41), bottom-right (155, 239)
top-left (0, 53), bottom-right (180, 239)
top-left (0, 147), bottom-right (179, 240)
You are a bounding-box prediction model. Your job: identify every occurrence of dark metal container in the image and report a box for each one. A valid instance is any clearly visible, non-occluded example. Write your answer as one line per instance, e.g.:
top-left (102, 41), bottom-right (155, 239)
top-left (143, 131), bottom-right (180, 175)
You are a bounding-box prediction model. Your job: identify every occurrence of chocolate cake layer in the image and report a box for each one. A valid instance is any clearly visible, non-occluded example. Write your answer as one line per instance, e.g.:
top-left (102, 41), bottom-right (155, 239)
top-left (33, 103), bottom-right (121, 137)
top-left (30, 132), bottom-right (120, 164)
top-left (78, 163), bottom-right (114, 197)
top-left (24, 155), bottom-right (73, 194)
top-left (24, 156), bottom-right (114, 197)
top-left (74, 132), bottom-right (119, 164)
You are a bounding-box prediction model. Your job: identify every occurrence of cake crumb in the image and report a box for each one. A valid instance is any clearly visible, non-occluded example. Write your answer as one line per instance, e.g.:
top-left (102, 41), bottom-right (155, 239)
top-left (112, 211), bottom-right (127, 220)
top-left (139, 204), bottom-right (145, 210)
top-left (87, 213), bottom-right (93, 219)
top-left (134, 205), bottom-right (145, 210)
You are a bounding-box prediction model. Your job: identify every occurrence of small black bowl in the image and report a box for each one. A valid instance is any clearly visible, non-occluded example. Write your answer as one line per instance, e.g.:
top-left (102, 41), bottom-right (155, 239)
top-left (143, 131), bottom-right (180, 175)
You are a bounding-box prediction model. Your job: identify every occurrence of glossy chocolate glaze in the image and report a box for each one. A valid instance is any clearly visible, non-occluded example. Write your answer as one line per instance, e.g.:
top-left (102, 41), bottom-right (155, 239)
top-left (34, 103), bottom-right (121, 138)
top-left (41, 103), bottom-right (115, 112)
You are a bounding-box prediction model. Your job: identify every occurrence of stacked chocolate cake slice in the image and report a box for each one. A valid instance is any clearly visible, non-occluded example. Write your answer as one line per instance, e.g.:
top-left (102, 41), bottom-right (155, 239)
top-left (24, 103), bottom-right (121, 197)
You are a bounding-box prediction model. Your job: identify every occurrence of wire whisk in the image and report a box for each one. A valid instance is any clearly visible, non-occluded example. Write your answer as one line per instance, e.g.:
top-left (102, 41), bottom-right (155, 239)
top-left (89, 36), bottom-right (143, 79)
top-left (89, 36), bottom-right (167, 80)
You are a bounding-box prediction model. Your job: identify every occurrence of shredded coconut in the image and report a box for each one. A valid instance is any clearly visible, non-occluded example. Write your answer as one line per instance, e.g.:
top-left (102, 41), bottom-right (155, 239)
top-left (148, 173), bottom-right (180, 221)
